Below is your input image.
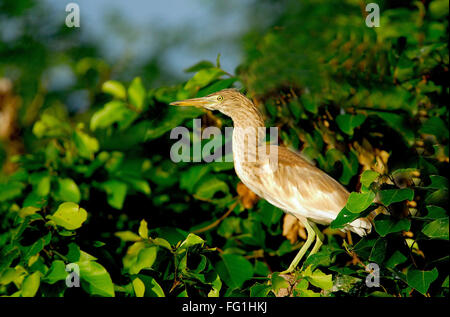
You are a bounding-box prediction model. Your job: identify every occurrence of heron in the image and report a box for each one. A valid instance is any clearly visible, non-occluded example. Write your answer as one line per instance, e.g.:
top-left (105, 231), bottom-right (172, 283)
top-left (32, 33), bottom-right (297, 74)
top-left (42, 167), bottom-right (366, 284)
top-left (170, 88), bottom-right (372, 273)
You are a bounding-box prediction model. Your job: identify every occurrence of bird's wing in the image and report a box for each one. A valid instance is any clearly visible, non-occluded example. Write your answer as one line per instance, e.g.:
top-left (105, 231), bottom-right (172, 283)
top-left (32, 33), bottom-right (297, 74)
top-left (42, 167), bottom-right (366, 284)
top-left (246, 145), bottom-right (350, 225)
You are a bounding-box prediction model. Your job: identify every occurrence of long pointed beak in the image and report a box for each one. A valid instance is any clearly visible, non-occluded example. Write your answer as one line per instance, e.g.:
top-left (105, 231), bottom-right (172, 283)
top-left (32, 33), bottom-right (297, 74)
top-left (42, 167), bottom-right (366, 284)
top-left (170, 97), bottom-right (210, 107)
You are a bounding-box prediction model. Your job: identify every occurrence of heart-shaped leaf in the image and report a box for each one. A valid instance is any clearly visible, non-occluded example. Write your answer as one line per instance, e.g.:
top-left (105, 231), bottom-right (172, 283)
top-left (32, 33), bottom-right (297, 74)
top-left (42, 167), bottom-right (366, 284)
top-left (378, 188), bottom-right (414, 206)
top-left (345, 191), bottom-right (375, 213)
top-left (47, 202), bottom-right (87, 230)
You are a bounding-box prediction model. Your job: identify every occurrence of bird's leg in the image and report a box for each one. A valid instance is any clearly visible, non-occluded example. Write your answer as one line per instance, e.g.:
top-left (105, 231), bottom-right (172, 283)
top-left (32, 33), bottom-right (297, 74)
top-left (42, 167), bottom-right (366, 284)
top-left (309, 223), bottom-right (324, 256)
top-left (281, 219), bottom-right (315, 274)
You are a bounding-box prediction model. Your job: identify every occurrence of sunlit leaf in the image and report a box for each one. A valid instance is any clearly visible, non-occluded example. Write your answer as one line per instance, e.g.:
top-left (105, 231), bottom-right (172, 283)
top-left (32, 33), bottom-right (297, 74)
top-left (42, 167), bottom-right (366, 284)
top-left (102, 80), bottom-right (126, 99)
top-left (138, 219), bottom-right (149, 239)
top-left (21, 272), bottom-right (41, 297)
top-left (360, 170), bottom-right (380, 188)
top-left (44, 260), bottom-right (67, 284)
top-left (132, 277), bottom-right (145, 297)
top-left (422, 218), bottom-right (449, 240)
top-left (47, 202), bottom-right (87, 230)
top-left (345, 191), bottom-right (375, 213)
top-left (77, 261), bottom-right (115, 297)
top-left (128, 77), bottom-right (146, 111)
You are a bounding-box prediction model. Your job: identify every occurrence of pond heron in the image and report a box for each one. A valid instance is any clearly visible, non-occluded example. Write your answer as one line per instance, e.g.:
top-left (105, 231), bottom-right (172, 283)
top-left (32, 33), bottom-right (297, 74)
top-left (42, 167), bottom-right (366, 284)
top-left (171, 88), bottom-right (372, 273)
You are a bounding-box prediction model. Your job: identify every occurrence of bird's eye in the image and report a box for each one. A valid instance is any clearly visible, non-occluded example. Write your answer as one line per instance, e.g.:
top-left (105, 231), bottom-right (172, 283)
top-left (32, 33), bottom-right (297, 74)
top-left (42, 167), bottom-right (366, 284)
top-left (217, 95), bottom-right (224, 101)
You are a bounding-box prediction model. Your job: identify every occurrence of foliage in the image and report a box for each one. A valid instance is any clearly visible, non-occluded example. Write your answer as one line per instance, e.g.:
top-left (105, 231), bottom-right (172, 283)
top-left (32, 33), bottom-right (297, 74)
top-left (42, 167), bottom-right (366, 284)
top-left (0, 0), bottom-right (448, 297)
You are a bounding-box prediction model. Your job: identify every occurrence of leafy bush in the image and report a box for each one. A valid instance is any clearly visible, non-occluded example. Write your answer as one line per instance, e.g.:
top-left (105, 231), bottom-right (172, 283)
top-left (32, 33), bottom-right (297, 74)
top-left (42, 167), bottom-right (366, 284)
top-left (0, 0), bottom-right (448, 297)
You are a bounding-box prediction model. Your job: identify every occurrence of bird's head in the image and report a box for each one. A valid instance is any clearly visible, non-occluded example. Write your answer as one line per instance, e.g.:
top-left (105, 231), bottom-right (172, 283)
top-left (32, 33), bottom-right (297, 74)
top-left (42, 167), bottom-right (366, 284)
top-left (170, 88), bottom-right (249, 116)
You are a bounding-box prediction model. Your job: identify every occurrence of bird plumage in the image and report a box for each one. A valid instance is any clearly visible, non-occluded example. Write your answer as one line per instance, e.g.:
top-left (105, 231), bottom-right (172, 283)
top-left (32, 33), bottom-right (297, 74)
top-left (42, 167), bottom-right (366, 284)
top-left (170, 88), bottom-right (372, 272)
top-left (215, 89), bottom-right (371, 236)
top-left (234, 144), bottom-right (372, 236)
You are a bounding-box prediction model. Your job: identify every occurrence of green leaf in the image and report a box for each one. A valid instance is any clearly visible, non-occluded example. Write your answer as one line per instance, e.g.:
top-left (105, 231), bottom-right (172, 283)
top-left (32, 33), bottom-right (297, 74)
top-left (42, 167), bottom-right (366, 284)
top-left (138, 219), bottom-right (149, 239)
top-left (294, 276), bottom-right (320, 297)
top-left (370, 111), bottom-right (415, 146)
top-left (429, 0), bottom-right (449, 19)
top-left (425, 188), bottom-right (448, 205)
top-left (18, 206), bottom-right (40, 218)
top-left (21, 272), bottom-right (41, 297)
top-left (339, 150), bottom-right (359, 185)
top-left (145, 106), bottom-right (203, 141)
top-left (422, 218), bottom-right (449, 240)
top-left (138, 275), bottom-right (165, 297)
top-left (419, 117), bottom-right (449, 141)
top-left (44, 260), bottom-right (67, 284)
top-left (300, 93), bottom-right (319, 114)
top-left (123, 177), bottom-right (151, 195)
top-left (114, 231), bottom-right (141, 242)
top-left (374, 215), bottom-right (411, 237)
top-left (77, 261), bottom-right (115, 297)
top-left (442, 275), bottom-right (449, 288)
top-left (0, 181), bottom-right (25, 201)
top-left (151, 238), bottom-right (172, 250)
top-left (368, 291), bottom-right (394, 297)
top-left (102, 80), bottom-right (126, 99)
top-left (303, 246), bottom-right (335, 268)
top-left (22, 232), bottom-right (51, 263)
top-left (0, 268), bottom-right (26, 286)
top-left (132, 277), bottom-right (145, 297)
top-left (32, 113), bottom-right (70, 138)
top-left (128, 77), bottom-right (146, 111)
top-left (216, 254), bottom-right (254, 289)
top-left (129, 246), bottom-right (158, 275)
top-left (178, 233), bottom-right (205, 250)
top-left (385, 251), bottom-right (408, 269)
top-left (66, 243), bottom-right (81, 262)
top-left (184, 60), bottom-right (215, 73)
top-left (426, 175), bottom-right (449, 190)
top-left (198, 78), bottom-right (238, 97)
top-left (424, 205), bottom-right (447, 219)
top-left (29, 171), bottom-right (51, 197)
top-left (47, 202), bottom-right (87, 230)
top-left (331, 207), bottom-right (362, 229)
top-left (345, 191), bottom-right (375, 213)
top-left (250, 283), bottom-right (272, 297)
top-left (194, 176), bottom-right (229, 201)
top-left (98, 180), bottom-right (128, 209)
top-left (360, 170), bottom-right (380, 188)
top-left (54, 178), bottom-right (81, 203)
top-left (369, 238), bottom-right (387, 263)
top-left (208, 273), bottom-right (222, 297)
top-left (378, 188), bottom-right (414, 206)
top-left (406, 268), bottom-right (438, 295)
top-left (90, 101), bottom-right (137, 131)
top-left (271, 272), bottom-right (289, 293)
top-left (336, 114), bottom-right (366, 135)
top-left (302, 266), bottom-right (333, 290)
top-left (184, 68), bottom-right (226, 91)
top-left (73, 129), bottom-right (99, 159)
top-left (180, 165), bottom-right (211, 193)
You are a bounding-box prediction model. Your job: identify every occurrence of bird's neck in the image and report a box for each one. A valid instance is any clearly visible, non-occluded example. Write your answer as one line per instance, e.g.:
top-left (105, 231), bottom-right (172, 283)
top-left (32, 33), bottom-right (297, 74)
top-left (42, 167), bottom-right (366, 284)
top-left (228, 100), bottom-right (267, 164)
top-left (229, 104), bottom-right (265, 130)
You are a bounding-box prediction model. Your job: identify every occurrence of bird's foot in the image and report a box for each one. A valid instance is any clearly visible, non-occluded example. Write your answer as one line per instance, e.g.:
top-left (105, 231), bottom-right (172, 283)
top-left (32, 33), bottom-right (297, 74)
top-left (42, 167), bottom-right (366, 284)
top-left (280, 267), bottom-right (295, 275)
top-left (279, 265), bottom-right (302, 275)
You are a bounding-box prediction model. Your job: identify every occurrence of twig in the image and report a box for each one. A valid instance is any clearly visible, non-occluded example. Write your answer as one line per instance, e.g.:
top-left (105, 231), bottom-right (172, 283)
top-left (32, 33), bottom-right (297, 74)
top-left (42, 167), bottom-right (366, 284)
top-left (347, 231), bottom-right (353, 245)
top-left (192, 200), bottom-right (239, 234)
